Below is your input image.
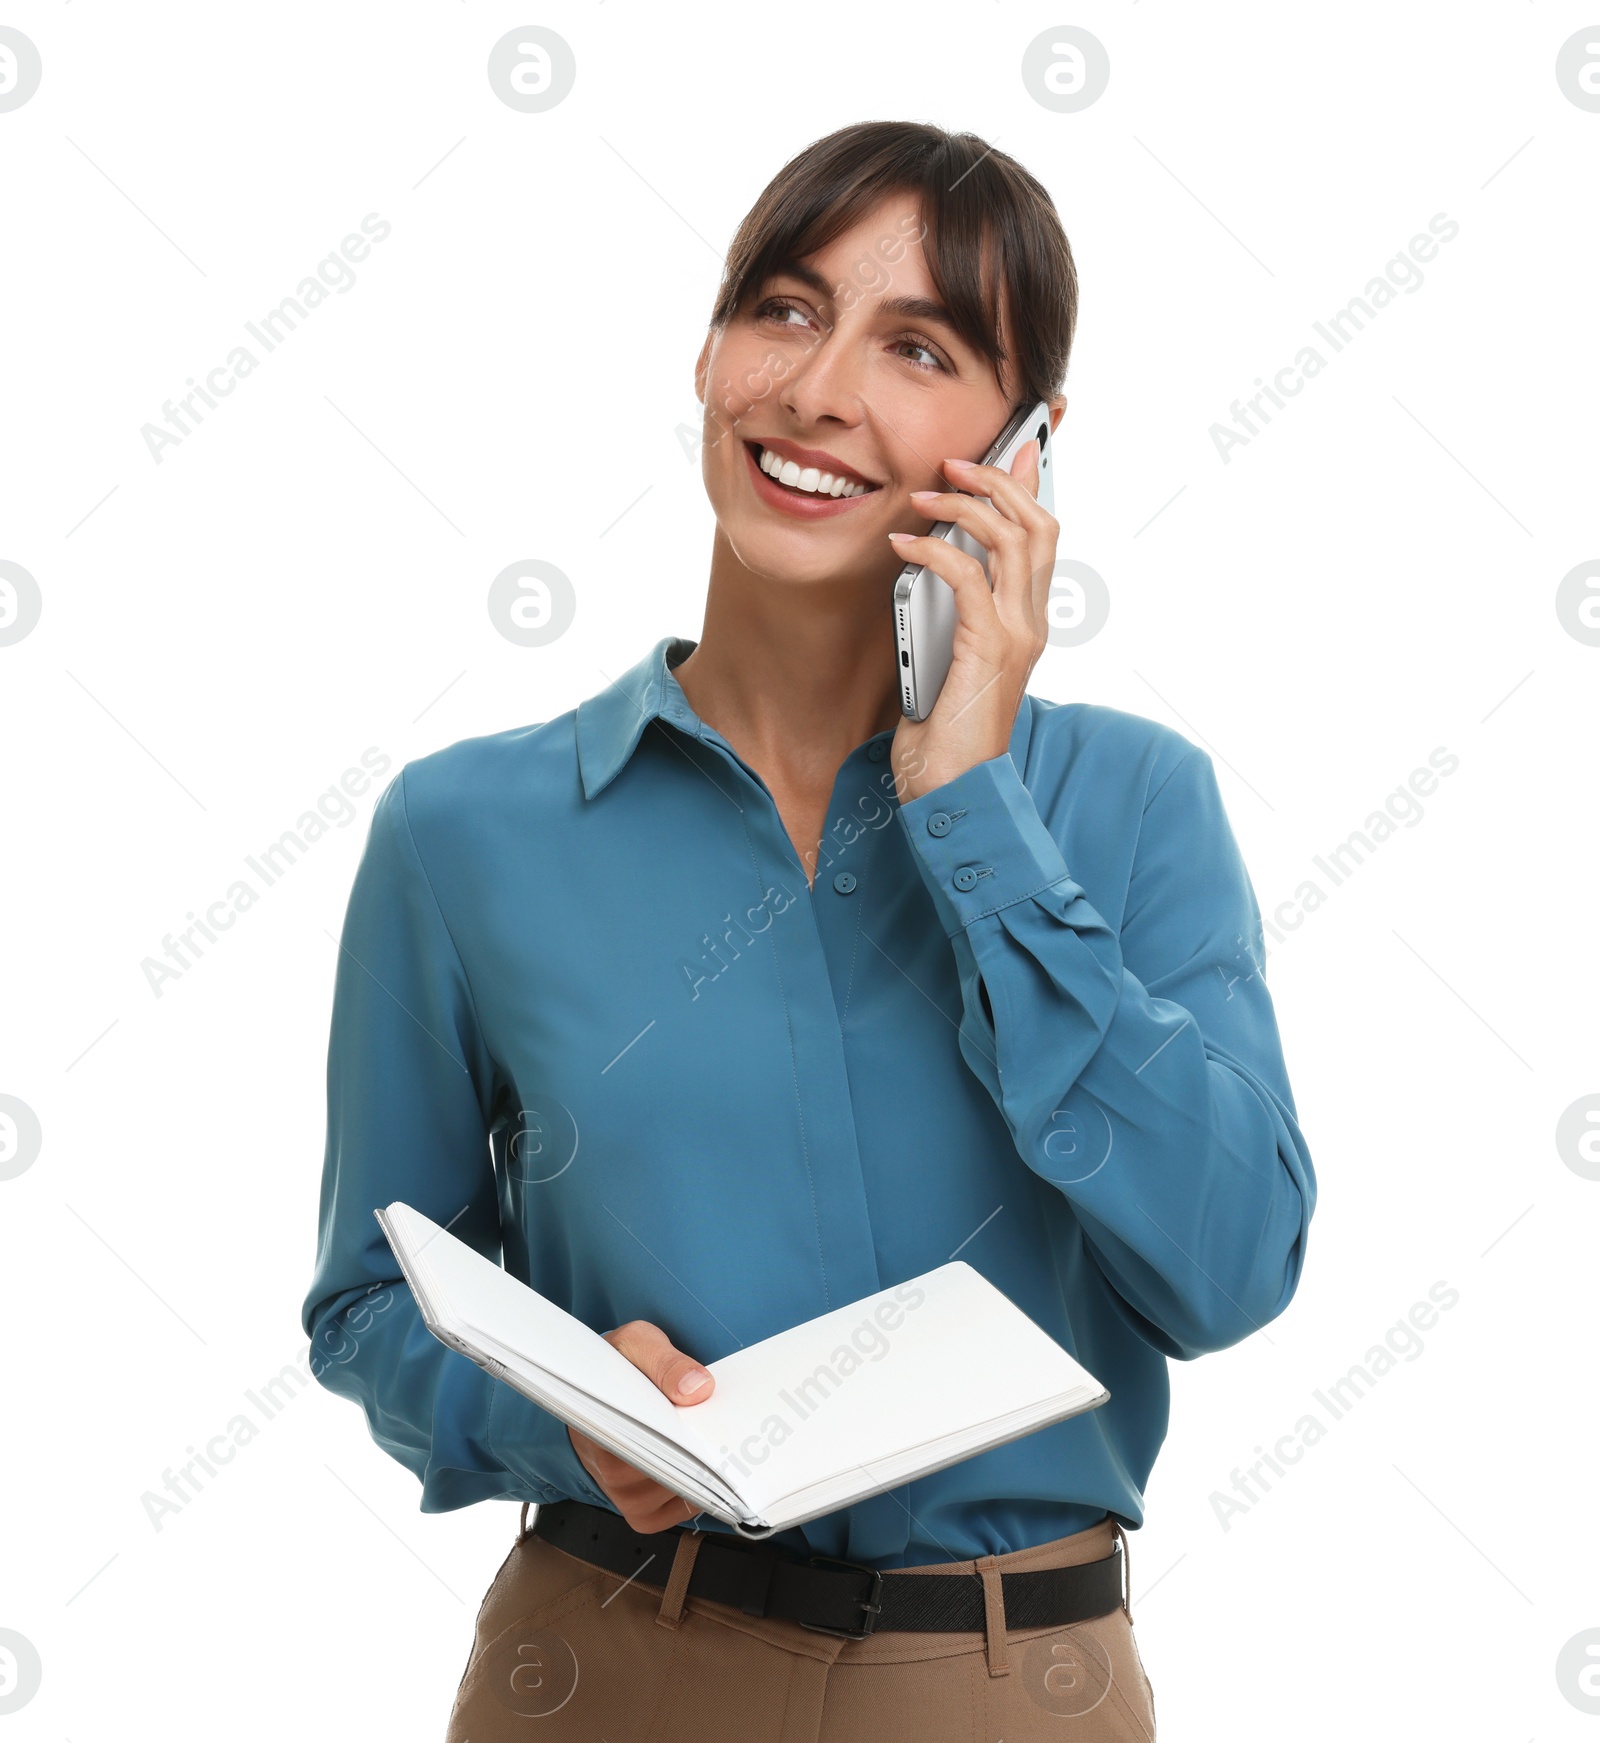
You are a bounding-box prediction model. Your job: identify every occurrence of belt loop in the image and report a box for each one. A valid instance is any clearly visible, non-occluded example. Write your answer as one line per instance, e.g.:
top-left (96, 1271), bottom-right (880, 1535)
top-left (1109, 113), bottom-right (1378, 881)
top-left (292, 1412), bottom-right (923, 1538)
top-left (518, 1502), bottom-right (531, 1544)
top-left (655, 1528), bottom-right (704, 1630)
top-left (975, 1555), bottom-right (1010, 1677)
top-left (1112, 1518), bottom-right (1132, 1623)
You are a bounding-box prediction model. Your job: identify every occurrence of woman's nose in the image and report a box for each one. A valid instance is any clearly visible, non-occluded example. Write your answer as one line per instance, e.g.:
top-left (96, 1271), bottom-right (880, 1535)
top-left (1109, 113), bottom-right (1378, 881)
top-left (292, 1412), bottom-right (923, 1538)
top-left (778, 335), bottom-right (866, 429)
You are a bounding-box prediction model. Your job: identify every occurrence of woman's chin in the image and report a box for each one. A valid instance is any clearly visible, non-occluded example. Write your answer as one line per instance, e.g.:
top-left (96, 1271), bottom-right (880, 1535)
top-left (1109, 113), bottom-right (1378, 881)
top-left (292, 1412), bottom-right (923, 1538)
top-left (724, 520), bottom-right (895, 591)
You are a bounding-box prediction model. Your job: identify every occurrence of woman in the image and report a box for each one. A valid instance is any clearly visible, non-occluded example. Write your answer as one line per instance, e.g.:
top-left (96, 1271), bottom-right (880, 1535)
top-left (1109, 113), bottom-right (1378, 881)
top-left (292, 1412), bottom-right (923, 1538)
top-left (302, 120), bottom-right (1315, 1740)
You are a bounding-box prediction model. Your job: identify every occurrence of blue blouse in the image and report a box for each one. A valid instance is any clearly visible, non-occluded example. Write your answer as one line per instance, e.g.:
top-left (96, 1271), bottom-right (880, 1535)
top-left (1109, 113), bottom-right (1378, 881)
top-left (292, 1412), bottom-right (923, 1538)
top-left (301, 634), bottom-right (1316, 1568)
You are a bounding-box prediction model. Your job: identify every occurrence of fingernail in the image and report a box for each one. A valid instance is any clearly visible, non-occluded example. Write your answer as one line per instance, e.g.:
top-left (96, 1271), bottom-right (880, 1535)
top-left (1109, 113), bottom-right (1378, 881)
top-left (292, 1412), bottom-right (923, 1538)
top-left (680, 1368), bottom-right (710, 1393)
top-left (944, 456), bottom-right (975, 468)
top-left (908, 490), bottom-right (941, 501)
top-left (887, 531), bottom-right (915, 542)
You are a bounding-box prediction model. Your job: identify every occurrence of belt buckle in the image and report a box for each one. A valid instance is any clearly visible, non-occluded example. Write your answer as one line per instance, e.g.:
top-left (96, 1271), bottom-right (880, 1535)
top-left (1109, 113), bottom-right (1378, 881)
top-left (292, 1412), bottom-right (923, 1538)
top-left (797, 1555), bottom-right (885, 1641)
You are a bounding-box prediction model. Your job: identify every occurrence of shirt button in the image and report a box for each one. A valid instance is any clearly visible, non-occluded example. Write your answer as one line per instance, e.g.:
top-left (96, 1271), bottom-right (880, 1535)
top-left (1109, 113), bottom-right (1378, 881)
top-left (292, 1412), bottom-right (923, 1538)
top-left (953, 867), bottom-right (979, 892)
top-left (833, 871), bottom-right (858, 895)
top-left (927, 811), bottom-right (952, 837)
top-left (867, 740), bottom-right (888, 763)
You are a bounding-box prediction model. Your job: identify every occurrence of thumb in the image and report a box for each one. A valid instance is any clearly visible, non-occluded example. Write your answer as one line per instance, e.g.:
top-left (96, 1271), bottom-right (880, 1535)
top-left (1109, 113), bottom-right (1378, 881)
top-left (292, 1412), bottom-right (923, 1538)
top-left (604, 1319), bottom-right (715, 1403)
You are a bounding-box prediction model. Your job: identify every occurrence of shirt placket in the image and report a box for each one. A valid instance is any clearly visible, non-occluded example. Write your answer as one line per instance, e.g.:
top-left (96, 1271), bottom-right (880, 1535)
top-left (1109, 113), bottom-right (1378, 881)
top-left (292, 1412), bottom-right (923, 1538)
top-left (680, 719), bottom-right (884, 1290)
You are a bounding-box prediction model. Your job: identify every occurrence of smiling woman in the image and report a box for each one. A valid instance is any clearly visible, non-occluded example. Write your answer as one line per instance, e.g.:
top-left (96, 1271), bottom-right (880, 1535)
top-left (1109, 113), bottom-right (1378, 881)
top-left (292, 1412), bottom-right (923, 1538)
top-left (304, 119), bottom-right (1315, 1743)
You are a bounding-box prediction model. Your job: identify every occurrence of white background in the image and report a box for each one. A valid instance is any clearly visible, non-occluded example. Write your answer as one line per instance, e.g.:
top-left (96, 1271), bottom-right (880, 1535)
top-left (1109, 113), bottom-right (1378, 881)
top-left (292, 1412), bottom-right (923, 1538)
top-left (2, 3), bottom-right (1597, 1737)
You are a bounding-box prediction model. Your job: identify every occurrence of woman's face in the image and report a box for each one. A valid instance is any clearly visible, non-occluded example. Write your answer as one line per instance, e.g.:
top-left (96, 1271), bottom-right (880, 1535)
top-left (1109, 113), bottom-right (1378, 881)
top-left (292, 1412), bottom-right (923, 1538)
top-left (695, 191), bottom-right (1029, 590)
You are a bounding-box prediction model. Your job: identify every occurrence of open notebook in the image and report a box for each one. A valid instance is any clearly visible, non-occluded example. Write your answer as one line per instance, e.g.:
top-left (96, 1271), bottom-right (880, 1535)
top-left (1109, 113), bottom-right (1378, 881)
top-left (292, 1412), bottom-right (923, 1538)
top-left (376, 1201), bottom-right (1110, 1539)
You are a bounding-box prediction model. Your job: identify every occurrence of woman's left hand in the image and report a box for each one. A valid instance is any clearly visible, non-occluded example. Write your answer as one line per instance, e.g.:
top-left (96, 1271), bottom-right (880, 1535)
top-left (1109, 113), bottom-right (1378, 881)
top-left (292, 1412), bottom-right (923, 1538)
top-left (888, 439), bottom-right (1059, 803)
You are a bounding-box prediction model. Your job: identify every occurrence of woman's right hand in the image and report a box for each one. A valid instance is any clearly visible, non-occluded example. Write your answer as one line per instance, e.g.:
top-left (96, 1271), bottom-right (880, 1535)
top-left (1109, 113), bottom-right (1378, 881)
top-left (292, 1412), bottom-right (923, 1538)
top-left (566, 1320), bottom-right (716, 1533)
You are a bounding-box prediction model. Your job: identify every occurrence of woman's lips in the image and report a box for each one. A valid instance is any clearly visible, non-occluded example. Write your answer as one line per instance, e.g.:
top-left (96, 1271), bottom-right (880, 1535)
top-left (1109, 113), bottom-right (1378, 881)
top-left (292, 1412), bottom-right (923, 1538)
top-left (742, 441), bottom-right (881, 520)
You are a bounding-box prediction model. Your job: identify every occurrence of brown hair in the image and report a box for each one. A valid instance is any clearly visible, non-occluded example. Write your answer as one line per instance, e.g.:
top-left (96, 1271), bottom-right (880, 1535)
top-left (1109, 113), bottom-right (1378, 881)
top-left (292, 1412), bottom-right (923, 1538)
top-left (709, 121), bottom-right (1078, 409)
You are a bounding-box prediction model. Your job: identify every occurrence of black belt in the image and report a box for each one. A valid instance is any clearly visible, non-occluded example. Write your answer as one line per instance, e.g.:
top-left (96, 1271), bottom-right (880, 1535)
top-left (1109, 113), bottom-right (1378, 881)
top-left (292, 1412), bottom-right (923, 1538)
top-left (529, 1499), bottom-right (1124, 1641)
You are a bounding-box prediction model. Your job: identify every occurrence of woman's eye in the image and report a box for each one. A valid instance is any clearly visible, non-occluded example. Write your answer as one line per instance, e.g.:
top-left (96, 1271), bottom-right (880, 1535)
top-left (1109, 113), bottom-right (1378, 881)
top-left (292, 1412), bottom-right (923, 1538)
top-left (894, 338), bottom-right (946, 372)
top-left (756, 297), bottom-right (811, 329)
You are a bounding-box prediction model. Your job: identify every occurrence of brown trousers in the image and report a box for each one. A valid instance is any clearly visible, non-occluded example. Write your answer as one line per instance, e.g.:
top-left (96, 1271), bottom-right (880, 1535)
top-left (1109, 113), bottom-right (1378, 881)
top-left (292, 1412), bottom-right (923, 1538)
top-left (444, 1507), bottom-right (1157, 1741)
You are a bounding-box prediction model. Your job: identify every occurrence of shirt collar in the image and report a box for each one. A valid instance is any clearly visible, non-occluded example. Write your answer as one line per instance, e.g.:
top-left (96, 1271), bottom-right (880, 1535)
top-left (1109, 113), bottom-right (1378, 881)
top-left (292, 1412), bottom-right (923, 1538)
top-left (576, 636), bottom-right (701, 800)
top-left (574, 633), bottom-right (1036, 801)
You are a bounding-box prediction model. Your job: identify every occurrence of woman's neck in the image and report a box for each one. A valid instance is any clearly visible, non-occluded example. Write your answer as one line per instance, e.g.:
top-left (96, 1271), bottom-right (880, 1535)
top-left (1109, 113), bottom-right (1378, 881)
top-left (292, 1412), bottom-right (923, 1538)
top-left (671, 535), bottom-right (904, 791)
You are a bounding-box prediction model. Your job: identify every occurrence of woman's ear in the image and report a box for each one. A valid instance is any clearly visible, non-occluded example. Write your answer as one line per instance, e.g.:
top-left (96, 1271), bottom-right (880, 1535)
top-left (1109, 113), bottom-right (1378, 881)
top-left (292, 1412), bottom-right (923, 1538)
top-left (1048, 394), bottom-right (1067, 434)
top-left (693, 331), bottom-right (714, 404)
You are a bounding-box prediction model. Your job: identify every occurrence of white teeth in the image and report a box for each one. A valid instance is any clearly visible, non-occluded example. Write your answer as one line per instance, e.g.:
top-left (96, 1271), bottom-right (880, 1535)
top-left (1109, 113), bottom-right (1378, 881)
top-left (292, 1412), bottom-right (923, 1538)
top-left (758, 446), bottom-right (871, 498)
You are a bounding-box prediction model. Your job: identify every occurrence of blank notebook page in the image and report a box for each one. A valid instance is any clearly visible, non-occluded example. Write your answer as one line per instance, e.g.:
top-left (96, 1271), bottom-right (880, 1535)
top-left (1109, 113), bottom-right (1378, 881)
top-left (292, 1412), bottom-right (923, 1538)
top-left (673, 1262), bottom-right (1102, 1514)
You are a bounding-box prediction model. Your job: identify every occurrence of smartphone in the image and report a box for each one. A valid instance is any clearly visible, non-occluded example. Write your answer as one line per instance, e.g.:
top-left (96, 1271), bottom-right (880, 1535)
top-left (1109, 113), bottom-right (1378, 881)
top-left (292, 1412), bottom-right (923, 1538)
top-left (892, 399), bottom-right (1055, 721)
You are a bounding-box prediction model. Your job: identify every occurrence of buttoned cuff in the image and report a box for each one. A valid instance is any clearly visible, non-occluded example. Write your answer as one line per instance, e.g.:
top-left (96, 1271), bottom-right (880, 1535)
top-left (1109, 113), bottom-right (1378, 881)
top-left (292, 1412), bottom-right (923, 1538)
top-left (897, 752), bottom-right (1073, 937)
top-left (481, 1366), bottom-right (614, 1509)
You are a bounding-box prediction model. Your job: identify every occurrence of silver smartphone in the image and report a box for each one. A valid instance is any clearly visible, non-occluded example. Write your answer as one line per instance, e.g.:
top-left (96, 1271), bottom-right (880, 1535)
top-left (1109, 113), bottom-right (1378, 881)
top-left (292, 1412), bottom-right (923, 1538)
top-left (892, 399), bottom-right (1055, 721)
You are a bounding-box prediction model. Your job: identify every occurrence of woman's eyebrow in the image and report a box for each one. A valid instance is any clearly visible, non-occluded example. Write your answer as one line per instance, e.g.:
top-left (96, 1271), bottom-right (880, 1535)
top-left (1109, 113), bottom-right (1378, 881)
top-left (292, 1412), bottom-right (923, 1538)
top-left (877, 294), bottom-right (959, 332)
top-left (768, 259), bottom-right (960, 335)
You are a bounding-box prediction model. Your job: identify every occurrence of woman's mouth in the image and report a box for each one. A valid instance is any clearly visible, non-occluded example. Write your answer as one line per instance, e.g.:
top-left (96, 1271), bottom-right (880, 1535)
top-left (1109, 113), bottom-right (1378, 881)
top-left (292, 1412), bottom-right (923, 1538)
top-left (742, 441), bottom-right (883, 519)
